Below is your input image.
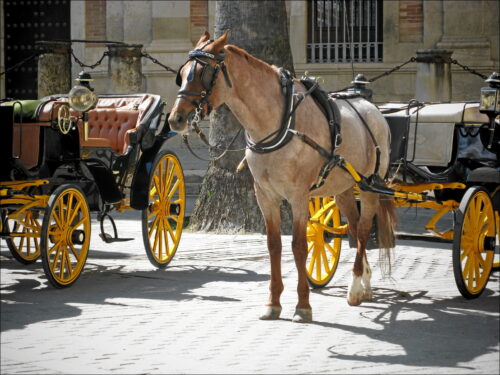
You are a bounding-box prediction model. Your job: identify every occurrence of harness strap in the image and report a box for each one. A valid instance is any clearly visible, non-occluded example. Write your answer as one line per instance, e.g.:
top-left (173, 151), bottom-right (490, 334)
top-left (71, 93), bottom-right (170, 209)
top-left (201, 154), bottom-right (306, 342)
top-left (342, 99), bottom-right (381, 177)
top-left (246, 69), bottom-right (296, 153)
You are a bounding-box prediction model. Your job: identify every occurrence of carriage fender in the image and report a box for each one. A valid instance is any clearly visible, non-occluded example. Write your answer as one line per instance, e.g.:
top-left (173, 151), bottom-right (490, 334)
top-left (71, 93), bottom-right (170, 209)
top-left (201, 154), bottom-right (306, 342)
top-left (129, 138), bottom-right (173, 210)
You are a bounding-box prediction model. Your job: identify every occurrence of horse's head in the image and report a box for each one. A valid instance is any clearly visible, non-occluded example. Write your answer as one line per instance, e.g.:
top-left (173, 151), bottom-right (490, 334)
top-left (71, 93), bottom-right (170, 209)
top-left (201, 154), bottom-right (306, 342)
top-left (168, 30), bottom-right (232, 133)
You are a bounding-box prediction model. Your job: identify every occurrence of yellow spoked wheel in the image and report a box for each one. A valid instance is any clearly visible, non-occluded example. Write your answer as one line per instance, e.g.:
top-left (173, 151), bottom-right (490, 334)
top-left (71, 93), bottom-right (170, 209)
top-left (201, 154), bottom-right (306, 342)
top-left (40, 185), bottom-right (91, 288)
top-left (6, 209), bottom-right (42, 264)
top-left (453, 187), bottom-right (496, 299)
top-left (142, 150), bottom-right (185, 268)
top-left (306, 197), bottom-right (347, 288)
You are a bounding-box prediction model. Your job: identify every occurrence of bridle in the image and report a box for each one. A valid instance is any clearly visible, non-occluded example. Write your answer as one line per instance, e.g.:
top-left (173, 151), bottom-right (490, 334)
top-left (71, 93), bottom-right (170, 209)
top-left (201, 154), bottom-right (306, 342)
top-left (175, 39), bottom-right (232, 127)
top-left (175, 40), bottom-right (238, 162)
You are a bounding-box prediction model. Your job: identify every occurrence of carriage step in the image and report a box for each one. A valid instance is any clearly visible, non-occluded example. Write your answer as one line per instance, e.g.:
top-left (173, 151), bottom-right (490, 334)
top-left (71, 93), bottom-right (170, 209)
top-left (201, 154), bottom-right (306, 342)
top-left (99, 233), bottom-right (134, 243)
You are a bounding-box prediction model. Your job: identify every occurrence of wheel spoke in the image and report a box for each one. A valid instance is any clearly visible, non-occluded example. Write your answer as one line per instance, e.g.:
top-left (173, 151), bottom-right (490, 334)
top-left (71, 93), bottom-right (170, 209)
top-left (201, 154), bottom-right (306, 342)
top-left (162, 219), bottom-right (171, 256)
top-left (166, 179), bottom-right (180, 201)
top-left (67, 201), bottom-right (83, 226)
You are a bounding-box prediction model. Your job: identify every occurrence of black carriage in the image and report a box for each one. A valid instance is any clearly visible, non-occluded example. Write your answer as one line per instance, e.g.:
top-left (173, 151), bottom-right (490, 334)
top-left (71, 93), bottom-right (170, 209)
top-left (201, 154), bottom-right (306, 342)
top-left (306, 73), bottom-right (500, 299)
top-left (0, 75), bottom-right (185, 287)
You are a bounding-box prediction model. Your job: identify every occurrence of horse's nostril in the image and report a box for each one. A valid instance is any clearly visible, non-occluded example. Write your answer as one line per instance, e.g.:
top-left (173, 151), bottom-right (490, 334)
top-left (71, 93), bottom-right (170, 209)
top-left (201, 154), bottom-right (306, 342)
top-left (174, 112), bottom-right (185, 124)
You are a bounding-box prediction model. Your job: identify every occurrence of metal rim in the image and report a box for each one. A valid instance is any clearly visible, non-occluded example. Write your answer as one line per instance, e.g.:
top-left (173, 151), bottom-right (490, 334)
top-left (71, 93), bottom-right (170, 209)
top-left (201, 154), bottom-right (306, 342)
top-left (306, 197), bottom-right (344, 288)
top-left (6, 210), bottom-right (42, 264)
top-left (143, 152), bottom-right (185, 267)
top-left (41, 185), bottom-right (91, 288)
top-left (453, 187), bottom-right (495, 299)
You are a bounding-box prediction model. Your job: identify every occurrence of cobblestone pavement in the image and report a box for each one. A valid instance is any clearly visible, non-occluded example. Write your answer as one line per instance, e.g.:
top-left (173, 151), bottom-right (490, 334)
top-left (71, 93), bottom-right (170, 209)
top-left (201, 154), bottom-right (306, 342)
top-left (1, 211), bottom-right (499, 374)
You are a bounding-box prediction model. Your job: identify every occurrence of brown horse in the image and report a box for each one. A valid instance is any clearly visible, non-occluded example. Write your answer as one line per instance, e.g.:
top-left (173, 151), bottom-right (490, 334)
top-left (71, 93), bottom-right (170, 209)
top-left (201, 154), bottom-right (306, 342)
top-left (169, 31), bottom-right (396, 323)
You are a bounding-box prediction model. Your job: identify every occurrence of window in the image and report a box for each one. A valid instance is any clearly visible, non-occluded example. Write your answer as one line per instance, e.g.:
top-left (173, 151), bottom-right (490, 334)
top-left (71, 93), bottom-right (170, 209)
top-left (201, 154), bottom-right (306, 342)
top-left (307, 0), bottom-right (383, 63)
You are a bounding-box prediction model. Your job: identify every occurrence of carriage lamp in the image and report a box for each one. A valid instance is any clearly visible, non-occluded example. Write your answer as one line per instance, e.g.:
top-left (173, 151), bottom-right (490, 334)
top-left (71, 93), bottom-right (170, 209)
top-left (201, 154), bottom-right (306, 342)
top-left (479, 72), bottom-right (500, 148)
top-left (348, 74), bottom-right (373, 101)
top-left (68, 71), bottom-right (97, 141)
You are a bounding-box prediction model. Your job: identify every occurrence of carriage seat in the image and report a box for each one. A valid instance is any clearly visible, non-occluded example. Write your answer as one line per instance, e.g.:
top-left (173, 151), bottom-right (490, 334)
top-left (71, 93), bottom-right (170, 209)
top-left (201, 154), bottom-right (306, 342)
top-left (81, 108), bottom-right (140, 154)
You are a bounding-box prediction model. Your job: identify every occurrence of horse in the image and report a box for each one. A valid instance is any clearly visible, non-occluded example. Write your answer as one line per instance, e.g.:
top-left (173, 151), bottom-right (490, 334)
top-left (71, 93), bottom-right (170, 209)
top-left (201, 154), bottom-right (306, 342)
top-left (169, 31), bottom-right (396, 323)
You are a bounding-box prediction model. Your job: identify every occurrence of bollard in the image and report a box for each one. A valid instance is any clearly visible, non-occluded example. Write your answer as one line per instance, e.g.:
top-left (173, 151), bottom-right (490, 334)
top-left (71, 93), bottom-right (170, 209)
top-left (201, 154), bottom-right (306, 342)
top-left (415, 49), bottom-right (453, 103)
top-left (107, 44), bottom-right (144, 94)
top-left (36, 41), bottom-right (71, 99)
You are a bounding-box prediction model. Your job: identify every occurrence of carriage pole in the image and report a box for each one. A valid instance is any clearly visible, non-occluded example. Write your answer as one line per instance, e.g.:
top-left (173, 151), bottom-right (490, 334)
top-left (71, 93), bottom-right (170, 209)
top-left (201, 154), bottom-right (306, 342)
top-left (35, 41), bottom-right (72, 99)
top-left (106, 44), bottom-right (144, 94)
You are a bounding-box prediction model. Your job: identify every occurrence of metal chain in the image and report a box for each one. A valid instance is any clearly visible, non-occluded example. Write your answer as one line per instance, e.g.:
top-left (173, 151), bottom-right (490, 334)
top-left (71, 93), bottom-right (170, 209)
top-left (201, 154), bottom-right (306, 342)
top-left (0, 53), bottom-right (40, 76)
top-left (368, 57), bottom-right (417, 83)
top-left (71, 50), bottom-right (109, 70)
top-left (450, 59), bottom-right (488, 80)
top-left (141, 52), bottom-right (177, 74)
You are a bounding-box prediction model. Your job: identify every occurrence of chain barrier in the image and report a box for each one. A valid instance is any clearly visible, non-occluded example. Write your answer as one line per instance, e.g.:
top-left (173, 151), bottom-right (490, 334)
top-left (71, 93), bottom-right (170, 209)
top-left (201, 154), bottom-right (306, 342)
top-left (71, 50), bottom-right (109, 70)
top-left (369, 57), bottom-right (417, 83)
top-left (450, 59), bottom-right (488, 80)
top-left (141, 52), bottom-right (178, 74)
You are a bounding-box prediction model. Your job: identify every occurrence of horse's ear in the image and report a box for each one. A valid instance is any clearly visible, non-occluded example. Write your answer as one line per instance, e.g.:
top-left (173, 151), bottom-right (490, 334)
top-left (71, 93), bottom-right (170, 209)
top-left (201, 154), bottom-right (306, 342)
top-left (195, 30), bottom-right (211, 48)
top-left (212, 29), bottom-right (230, 54)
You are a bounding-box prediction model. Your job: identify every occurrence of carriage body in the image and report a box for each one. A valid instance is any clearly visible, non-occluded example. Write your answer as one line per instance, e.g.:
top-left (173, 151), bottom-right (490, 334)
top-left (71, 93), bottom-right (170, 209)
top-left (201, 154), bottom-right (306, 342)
top-left (306, 98), bottom-right (499, 298)
top-left (0, 93), bottom-right (185, 287)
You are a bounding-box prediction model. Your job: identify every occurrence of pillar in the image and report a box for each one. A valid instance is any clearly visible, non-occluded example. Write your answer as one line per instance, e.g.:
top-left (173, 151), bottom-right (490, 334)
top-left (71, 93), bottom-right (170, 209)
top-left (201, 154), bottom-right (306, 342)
top-left (107, 44), bottom-right (144, 94)
top-left (415, 49), bottom-right (453, 103)
top-left (36, 41), bottom-right (71, 98)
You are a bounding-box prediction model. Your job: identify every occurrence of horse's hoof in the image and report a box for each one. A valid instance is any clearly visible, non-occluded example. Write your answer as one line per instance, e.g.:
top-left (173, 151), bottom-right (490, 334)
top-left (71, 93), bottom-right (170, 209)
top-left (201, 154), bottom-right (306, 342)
top-left (363, 291), bottom-right (374, 302)
top-left (347, 294), bottom-right (362, 306)
top-left (259, 305), bottom-right (282, 320)
top-left (292, 308), bottom-right (312, 323)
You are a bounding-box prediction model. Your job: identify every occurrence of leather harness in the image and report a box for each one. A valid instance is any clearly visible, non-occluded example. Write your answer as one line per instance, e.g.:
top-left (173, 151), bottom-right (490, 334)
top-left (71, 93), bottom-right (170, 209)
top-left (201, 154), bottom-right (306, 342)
top-left (176, 43), bottom-right (382, 191)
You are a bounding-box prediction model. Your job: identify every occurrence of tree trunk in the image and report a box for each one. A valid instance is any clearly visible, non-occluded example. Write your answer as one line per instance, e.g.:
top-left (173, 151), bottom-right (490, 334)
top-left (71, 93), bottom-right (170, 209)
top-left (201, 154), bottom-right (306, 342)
top-left (189, 0), bottom-right (294, 234)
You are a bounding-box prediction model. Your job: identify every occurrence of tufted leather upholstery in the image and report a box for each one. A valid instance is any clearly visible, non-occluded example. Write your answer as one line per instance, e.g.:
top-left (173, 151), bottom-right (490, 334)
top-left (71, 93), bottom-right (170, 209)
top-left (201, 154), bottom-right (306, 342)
top-left (83, 108), bottom-right (139, 154)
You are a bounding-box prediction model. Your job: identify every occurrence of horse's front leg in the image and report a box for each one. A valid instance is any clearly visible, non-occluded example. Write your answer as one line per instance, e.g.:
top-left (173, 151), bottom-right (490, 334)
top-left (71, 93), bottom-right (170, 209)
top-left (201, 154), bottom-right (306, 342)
top-left (290, 198), bottom-right (312, 323)
top-left (255, 185), bottom-right (284, 320)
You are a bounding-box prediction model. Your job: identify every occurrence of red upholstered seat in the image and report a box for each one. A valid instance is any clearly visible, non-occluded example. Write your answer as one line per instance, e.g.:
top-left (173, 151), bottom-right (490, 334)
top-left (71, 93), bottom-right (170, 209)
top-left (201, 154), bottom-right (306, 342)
top-left (81, 108), bottom-right (140, 154)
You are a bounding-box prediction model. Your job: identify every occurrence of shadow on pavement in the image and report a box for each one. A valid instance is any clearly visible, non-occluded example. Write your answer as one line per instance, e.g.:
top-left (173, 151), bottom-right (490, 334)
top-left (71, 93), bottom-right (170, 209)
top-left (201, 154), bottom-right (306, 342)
top-left (0, 253), bottom-right (268, 332)
top-left (312, 286), bottom-right (499, 369)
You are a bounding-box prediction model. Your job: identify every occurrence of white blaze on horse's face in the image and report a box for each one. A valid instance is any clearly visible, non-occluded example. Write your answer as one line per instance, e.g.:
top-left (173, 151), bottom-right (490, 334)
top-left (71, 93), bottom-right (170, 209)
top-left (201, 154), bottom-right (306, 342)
top-left (168, 63), bottom-right (196, 133)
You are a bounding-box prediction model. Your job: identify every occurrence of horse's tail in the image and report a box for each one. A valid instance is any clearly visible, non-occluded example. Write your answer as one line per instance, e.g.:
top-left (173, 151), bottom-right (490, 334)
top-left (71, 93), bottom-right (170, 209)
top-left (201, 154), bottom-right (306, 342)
top-left (376, 195), bottom-right (397, 277)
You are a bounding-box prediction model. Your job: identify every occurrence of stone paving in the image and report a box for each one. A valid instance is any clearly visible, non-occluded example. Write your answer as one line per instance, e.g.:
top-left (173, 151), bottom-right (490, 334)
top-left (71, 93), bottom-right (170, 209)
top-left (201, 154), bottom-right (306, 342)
top-left (1, 211), bottom-right (499, 374)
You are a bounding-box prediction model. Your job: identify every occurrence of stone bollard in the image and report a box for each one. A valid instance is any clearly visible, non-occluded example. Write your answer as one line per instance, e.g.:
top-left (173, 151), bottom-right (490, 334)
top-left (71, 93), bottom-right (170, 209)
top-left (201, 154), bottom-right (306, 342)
top-left (36, 41), bottom-right (72, 99)
top-left (107, 44), bottom-right (144, 94)
top-left (415, 49), bottom-right (453, 103)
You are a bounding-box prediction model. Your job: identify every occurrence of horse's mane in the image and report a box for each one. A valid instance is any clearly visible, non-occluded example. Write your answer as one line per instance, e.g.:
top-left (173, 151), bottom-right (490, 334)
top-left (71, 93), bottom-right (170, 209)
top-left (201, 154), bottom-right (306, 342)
top-left (225, 45), bottom-right (279, 75)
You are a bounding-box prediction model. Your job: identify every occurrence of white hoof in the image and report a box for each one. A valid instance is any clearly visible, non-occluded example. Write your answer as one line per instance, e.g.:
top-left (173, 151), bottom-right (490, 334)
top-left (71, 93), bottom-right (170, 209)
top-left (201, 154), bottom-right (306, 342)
top-left (347, 293), bottom-right (363, 306)
top-left (259, 305), bottom-right (282, 320)
top-left (292, 308), bottom-right (312, 323)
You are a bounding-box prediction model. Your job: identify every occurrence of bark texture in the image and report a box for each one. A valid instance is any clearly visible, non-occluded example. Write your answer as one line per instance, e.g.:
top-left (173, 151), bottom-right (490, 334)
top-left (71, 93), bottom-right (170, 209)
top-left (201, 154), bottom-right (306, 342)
top-left (189, 0), bottom-right (294, 234)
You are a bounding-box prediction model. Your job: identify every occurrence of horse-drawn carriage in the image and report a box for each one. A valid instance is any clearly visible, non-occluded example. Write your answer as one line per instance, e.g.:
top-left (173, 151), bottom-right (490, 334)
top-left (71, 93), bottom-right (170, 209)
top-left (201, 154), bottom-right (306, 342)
top-left (305, 77), bottom-right (500, 299)
top-left (0, 74), bottom-right (185, 287)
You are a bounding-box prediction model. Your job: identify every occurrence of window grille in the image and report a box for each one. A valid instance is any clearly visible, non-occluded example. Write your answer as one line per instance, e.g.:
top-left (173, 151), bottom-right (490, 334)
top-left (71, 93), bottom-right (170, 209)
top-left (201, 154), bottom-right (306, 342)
top-left (307, 0), bottom-right (383, 63)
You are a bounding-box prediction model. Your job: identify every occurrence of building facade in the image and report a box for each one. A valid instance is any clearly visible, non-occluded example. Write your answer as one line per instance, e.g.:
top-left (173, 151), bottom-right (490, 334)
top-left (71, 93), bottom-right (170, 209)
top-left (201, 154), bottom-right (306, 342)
top-left (1, 0), bottom-right (499, 104)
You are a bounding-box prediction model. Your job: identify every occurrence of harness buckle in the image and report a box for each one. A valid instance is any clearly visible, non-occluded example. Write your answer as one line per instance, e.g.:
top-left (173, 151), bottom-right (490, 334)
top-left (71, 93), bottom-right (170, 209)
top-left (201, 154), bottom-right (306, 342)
top-left (334, 133), bottom-right (342, 148)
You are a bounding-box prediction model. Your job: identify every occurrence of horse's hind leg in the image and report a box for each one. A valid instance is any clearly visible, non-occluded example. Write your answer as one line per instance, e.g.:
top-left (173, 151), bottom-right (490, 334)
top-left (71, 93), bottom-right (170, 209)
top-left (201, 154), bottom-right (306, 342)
top-left (255, 185), bottom-right (284, 320)
top-left (290, 197), bottom-right (312, 323)
top-left (348, 191), bottom-right (378, 306)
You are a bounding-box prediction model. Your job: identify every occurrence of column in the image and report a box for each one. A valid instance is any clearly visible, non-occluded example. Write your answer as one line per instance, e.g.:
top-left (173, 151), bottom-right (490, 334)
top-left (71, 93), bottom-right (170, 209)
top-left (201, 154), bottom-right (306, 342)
top-left (415, 49), bottom-right (453, 103)
top-left (36, 41), bottom-right (72, 98)
top-left (107, 44), bottom-right (144, 93)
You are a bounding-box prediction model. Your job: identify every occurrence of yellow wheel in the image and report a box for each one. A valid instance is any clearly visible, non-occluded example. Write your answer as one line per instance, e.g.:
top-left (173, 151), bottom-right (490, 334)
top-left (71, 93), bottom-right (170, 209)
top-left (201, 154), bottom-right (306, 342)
top-left (306, 197), bottom-right (346, 288)
top-left (453, 187), bottom-right (496, 299)
top-left (142, 150), bottom-right (185, 268)
top-left (41, 185), bottom-right (91, 288)
top-left (6, 209), bottom-right (42, 264)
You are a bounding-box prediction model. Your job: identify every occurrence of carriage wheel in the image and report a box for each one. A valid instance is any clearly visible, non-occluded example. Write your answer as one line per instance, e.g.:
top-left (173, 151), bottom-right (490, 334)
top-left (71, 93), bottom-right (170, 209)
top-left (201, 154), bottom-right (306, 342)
top-left (142, 150), bottom-right (185, 268)
top-left (453, 187), bottom-right (496, 299)
top-left (40, 185), bottom-right (91, 288)
top-left (6, 209), bottom-right (42, 264)
top-left (306, 197), bottom-right (345, 288)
